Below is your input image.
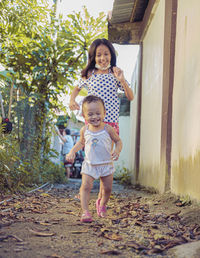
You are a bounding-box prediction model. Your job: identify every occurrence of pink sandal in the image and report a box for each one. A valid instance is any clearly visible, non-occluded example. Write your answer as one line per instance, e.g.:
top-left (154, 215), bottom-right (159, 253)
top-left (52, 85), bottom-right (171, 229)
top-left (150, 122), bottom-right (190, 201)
top-left (96, 199), bottom-right (101, 216)
top-left (80, 211), bottom-right (92, 223)
top-left (99, 205), bottom-right (107, 218)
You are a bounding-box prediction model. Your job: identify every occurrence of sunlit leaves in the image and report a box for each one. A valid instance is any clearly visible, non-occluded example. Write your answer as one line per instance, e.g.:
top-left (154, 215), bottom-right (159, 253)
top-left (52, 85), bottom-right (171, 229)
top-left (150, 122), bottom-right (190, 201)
top-left (65, 6), bottom-right (108, 67)
top-left (0, 0), bottom-right (108, 191)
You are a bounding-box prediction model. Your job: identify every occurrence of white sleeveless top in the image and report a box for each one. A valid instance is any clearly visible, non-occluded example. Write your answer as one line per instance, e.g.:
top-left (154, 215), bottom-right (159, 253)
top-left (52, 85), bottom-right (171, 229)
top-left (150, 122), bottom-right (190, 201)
top-left (84, 126), bottom-right (112, 165)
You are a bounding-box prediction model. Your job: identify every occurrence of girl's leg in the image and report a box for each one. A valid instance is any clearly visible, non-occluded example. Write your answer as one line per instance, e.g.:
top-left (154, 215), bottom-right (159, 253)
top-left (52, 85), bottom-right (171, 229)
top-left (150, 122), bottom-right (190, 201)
top-left (80, 174), bottom-right (94, 213)
top-left (98, 142), bottom-right (114, 200)
top-left (98, 181), bottom-right (102, 200)
top-left (98, 174), bottom-right (113, 217)
top-left (65, 167), bottom-right (71, 179)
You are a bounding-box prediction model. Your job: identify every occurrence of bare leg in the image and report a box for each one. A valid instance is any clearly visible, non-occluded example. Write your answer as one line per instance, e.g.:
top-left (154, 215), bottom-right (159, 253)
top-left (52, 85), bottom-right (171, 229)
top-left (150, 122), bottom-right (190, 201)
top-left (98, 180), bottom-right (103, 200)
top-left (98, 142), bottom-right (114, 200)
top-left (65, 167), bottom-right (71, 179)
top-left (100, 174), bottom-right (113, 207)
top-left (80, 174), bottom-right (94, 213)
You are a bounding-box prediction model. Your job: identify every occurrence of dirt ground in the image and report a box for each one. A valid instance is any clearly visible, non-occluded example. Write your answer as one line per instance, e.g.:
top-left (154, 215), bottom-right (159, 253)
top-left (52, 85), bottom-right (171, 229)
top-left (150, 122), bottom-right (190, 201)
top-left (1, 179), bottom-right (200, 258)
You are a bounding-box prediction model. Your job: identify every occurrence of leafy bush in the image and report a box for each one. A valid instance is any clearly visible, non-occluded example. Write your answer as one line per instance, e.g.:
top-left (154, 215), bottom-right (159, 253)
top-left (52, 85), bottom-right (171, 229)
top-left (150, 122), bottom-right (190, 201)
top-left (0, 125), bottom-right (67, 194)
top-left (114, 167), bottom-right (132, 185)
top-left (40, 162), bottom-right (67, 184)
top-left (0, 127), bottom-right (30, 193)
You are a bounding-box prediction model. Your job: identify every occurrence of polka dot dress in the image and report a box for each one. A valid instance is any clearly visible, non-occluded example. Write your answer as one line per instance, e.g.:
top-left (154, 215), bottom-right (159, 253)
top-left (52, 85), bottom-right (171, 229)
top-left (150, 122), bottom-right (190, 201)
top-left (78, 70), bottom-right (126, 123)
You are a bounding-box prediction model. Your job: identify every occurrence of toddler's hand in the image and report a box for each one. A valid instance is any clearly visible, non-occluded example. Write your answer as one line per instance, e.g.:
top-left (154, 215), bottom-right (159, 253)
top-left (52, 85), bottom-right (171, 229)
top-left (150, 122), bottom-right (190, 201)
top-left (112, 151), bottom-right (120, 161)
top-left (69, 100), bottom-right (80, 111)
top-left (66, 152), bottom-right (75, 163)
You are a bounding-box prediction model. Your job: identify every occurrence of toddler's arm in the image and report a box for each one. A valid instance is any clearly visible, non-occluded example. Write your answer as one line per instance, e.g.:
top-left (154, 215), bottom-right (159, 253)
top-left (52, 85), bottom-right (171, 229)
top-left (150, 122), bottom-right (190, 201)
top-left (69, 86), bottom-right (81, 110)
top-left (107, 125), bottom-right (122, 161)
top-left (66, 126), bottom-right (85, 163)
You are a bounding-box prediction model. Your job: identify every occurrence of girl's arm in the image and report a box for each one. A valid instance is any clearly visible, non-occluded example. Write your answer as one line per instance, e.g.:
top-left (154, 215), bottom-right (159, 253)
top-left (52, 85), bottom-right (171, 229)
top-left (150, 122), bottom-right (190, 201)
top-left (69, 86), bottom-right (81, 110)
top-left (120, 79), bottom-right (134, 101)
top-left (113, 67), bottom-right (134, 101)
top-left (66, 126), bottom-right (85, 163)
top-left (107, 125), bottom-right (123, 161)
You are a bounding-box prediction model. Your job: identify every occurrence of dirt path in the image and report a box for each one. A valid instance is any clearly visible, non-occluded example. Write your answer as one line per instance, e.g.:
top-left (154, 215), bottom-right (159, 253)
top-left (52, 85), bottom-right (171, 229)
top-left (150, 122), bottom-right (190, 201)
top-left (1, 179), bottom-right (200, 258)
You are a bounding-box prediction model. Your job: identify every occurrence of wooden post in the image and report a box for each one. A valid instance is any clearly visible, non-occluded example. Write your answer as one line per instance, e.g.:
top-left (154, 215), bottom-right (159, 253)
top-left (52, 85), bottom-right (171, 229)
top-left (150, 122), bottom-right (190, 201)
top-left (160, 0), bottom-right (178, 191)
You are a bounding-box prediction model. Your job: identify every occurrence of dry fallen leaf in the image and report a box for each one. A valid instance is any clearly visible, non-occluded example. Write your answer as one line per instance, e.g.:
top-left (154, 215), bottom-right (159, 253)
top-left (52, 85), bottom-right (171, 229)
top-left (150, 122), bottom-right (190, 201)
top-left (46, 254), bottom-right (64, 258)
top-left (29, 228), bottom-right (55, 237)
top-left (100, 227), bottom-right (110, 233)
top-left (63, 211), bottom-right (77, 216)
top-left (40, 193), bottom-right (50, 197)
top-left (100, 249), bottom-right (120, 255)
top-left (126, 242), bottom-right (140, 249)
top-left (153, 233), bottom-right (165, 240)
top-left (193, 225), bottom-right (200, 235)
top-left (147, 247), bottom-right (164, 254)
top-left (0, 234), bottom-right (23, 242)
top-left (103, 233), bottom-right (122, 241)
top-left (70, 230), bottom-right (88, 234)
top-left (38, 222), bottom-right (52, 226)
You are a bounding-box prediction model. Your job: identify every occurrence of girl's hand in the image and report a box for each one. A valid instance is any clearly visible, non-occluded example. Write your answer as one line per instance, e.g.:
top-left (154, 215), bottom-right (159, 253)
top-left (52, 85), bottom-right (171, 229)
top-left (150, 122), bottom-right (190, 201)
top-left (69, 100), bottom-right (80, 111)
top-left (112, 151), bottom-right (120, 161)
top-left (66, 152), bottom-right (76, 163)
top-left (113, 67), bottom-right (125, 82)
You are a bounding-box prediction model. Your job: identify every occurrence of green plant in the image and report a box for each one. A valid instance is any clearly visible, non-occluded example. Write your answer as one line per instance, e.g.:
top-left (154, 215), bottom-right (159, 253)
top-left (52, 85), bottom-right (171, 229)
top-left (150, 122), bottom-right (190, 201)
top-left (55, 115), bottom-right (70, 129)
top-left (114, 167), bottom-right (132, 185)
top-left (0, 125), bottom-right (67, 193)
top-left (0, 1), bottom-right (108, 193)
top-left (41, 162), bottom-right (67, 184)
top-left (0, 127), bottom-right (30, 193)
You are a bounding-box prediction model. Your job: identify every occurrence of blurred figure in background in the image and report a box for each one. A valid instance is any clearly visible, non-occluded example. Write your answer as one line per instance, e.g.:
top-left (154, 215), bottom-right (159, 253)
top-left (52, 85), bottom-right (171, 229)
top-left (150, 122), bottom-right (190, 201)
top-left (56, 127), bottom-right (74, 179)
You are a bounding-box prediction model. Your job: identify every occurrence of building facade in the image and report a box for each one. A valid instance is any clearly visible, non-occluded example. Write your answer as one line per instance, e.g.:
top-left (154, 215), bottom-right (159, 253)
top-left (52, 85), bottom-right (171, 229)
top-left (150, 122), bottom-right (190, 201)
top-left (109, 0), bottom-right (200, 201)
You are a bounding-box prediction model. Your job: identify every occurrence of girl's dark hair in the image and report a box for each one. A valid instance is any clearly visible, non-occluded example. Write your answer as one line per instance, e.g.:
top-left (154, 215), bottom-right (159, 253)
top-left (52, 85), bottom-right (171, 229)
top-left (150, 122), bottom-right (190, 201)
top-left (82, 95), bottom-right (105, 112)
top-left (81, 38), bottom-right (116, 78)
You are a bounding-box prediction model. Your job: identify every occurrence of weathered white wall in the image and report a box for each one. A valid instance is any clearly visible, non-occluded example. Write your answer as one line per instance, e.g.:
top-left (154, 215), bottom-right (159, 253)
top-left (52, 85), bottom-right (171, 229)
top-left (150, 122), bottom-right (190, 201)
top-left (129, 56), bottom-right (140, 182)
top-left (138, 0), bottom-right (165, 192)
top-left (115, 116), bottom-right (131, 173)
top-left (171, 0), bottom-right (200, 200)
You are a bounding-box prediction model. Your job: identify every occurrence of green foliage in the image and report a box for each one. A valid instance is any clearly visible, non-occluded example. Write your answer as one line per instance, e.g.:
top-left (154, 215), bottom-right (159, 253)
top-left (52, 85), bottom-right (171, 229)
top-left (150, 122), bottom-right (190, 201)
top-left (66, 7), bottom-right (108, 67)
top-left (114, 167), bottom-right (132, 185)
top-left (0, 127), bottom-right (30, 193)
top-left (177, 195), bottom-right (191, 206)
top-left (40, 162), bottom-right (67, 184)
top-left (0, 0), bottom-right (108, 193)
top-left (55, 115), bottom-right (69, 128)
top-left (0, 125), bottom-right (67, 193)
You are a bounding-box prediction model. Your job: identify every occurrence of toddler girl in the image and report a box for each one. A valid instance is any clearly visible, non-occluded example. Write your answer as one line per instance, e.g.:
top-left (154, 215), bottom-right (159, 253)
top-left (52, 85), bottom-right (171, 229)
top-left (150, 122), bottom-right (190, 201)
top-left (66, 95), bottom-right (122, 222)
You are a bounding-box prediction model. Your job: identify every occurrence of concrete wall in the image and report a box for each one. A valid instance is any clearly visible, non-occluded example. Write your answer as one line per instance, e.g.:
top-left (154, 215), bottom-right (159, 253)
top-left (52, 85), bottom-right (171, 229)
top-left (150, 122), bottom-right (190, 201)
top-left (129, 57), bottom-right (140, 182)
top-left (126, 0), bottom-right (200, 200)
top-left (138, 0), bottom-right (165, 192)
top-left (115, 116), bottom-right (131, 173)
top-left (171, 0), bottom-right (200, 200)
